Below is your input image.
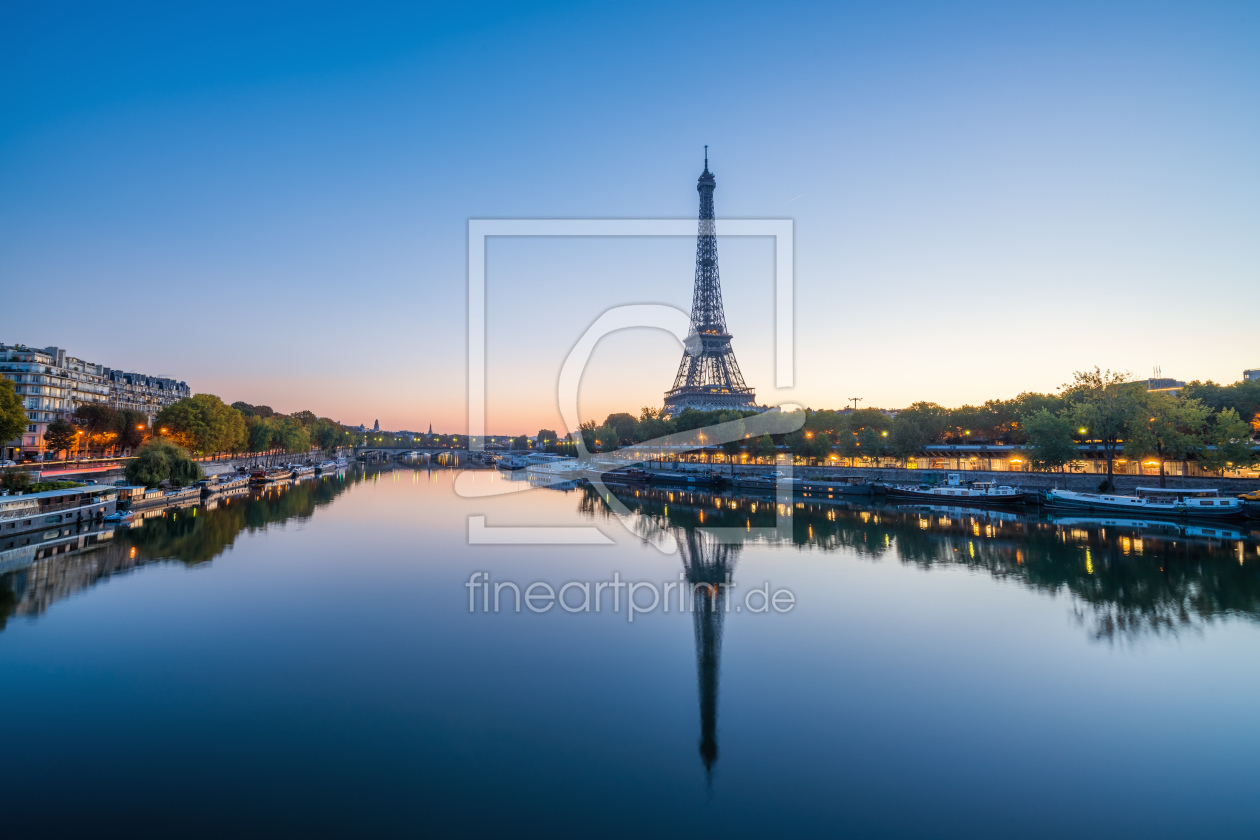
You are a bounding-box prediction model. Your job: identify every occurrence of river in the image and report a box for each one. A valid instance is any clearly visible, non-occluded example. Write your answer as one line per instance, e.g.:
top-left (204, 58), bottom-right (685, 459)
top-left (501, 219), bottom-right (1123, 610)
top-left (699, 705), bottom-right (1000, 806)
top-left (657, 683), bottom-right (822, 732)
top-left (2, 465), bottom-right (1258, 838)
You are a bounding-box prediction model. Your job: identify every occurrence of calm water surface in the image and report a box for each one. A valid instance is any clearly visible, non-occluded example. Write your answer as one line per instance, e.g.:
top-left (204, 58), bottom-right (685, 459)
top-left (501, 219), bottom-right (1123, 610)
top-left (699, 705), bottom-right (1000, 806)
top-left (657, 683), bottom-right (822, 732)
top-left (2, 465), bottom-right (1258, 838)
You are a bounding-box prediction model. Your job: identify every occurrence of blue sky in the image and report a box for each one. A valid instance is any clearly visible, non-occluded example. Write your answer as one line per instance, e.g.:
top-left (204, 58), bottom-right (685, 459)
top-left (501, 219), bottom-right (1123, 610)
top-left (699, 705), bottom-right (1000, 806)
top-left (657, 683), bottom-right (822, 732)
top-left (2, 1), bottom-right (1257, 433)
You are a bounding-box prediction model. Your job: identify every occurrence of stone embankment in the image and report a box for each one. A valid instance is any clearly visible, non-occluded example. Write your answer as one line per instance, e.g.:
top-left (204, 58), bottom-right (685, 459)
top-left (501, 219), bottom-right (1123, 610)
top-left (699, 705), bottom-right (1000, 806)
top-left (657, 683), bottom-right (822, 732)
top-left (717, 463), bottom-right (1260, 494)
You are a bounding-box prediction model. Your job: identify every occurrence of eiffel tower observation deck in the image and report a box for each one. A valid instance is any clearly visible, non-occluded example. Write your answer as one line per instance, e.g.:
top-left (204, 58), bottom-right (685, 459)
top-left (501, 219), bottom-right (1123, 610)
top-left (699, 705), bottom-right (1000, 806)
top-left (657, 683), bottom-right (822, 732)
top-left (662, 150), bottom-right (760, 418)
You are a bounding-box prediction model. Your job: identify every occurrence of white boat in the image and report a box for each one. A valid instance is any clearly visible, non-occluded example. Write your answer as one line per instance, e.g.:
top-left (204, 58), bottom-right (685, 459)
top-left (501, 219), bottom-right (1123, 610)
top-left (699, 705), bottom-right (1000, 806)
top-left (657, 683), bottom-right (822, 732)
top-left (887, 474), bottom-right (1022, 506)
top-left (525, 457), bottom-right (584, 484)
top-left (497, 455), bottom-right (528, 471)
top-left (1041, 486), bottom-right (1245, 518)
top-left (289, 463), bottom-right (316, 477)
top-left (315, 460), bottom-right (342, 473)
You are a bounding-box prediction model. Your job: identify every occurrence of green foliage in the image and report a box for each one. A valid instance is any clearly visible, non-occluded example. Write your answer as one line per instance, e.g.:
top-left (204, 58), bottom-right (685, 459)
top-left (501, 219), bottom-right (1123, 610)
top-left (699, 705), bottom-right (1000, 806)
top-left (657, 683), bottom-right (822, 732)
top-left (125, 438), bottom-right (203, 488)
top-left (718, 413), bottom-right (746, 458)
top-left (115, 409), bottom-right (149, 451)
top-left (309, 417), bottom-right (351, 454)
top-left (894, 403), bottom-right (947, 443)
top-left (1122, 392), bottom-right (1211, 484)
top-left (232, 402), bottom-right (275, 419)
top-left (0, 378), bottom-right (27, 446)
top-left (156, 394), bottom-right (247, 455)
top-left (44, 418), bottom-right (78, 458)
top-left (750, 434), bottom-right (778, 461)
top-left (603, 413), bottom-right (639, 444)
top-left (786, 427), bottom-right (831, 464)
top-left (536, 429), bottom-right (559, 452)
top-left (578, 420), bottom-right (597, 452)
top-left (595, 423), bottom-right (619, 451)
top-left (1181, 379), bottom-right (1260, 429)
top-left (1064, 367), bottom-right (1141, 489)
top-left (245, 415), bottom-right (273, 453)
top-left (1200, 409), bottom-right (1258, 473)
top-left (28, 480), bottom-right (85, 492)
top-left (1020, 409), bottom-right (1078, 473)
top-left (74, 402), bottom-right (119, 455)
top-left (1, 467), bottom-right (31, 492)
top-left (268, 415), bottom-right (311, 454)
top-left (888, 416), bottom-right (930, 462)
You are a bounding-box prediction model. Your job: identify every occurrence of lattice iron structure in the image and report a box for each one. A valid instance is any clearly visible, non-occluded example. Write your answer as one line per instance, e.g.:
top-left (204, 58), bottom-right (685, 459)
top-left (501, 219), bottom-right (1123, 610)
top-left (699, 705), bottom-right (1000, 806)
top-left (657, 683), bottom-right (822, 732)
top-left (663, 150), bottom-right (759, 418)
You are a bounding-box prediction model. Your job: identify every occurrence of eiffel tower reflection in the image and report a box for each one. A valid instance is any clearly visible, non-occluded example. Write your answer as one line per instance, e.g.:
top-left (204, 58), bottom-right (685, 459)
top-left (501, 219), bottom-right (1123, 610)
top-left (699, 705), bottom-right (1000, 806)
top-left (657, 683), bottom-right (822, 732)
top-left (676, 526), bottom-right (739, 782)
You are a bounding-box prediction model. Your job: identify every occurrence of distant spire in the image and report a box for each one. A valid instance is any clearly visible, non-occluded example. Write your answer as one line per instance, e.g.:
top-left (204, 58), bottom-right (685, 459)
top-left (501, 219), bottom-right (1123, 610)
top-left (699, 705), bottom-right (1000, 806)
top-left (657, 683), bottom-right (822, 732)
top-left (704, 145), bottom-right (708, 172)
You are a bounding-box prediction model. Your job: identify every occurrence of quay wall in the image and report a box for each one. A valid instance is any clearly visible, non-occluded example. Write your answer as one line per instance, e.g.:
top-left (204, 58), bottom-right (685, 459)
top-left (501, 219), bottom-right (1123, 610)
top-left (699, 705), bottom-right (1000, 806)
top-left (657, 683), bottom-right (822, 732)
top-left (711, 463), bottom-right (1260, 494)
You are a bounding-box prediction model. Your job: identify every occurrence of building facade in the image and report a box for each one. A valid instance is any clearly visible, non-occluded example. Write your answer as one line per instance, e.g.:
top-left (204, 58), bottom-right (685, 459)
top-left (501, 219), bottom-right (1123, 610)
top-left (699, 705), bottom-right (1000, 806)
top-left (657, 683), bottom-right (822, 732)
top-left (1, 343), bottom-right (190, 460)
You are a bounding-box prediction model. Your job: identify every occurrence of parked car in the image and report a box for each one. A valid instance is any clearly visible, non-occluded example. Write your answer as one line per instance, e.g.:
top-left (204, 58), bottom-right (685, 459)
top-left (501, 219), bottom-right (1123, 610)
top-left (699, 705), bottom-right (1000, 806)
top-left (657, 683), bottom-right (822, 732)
top-left (0, 459), bottom-right (15, 467)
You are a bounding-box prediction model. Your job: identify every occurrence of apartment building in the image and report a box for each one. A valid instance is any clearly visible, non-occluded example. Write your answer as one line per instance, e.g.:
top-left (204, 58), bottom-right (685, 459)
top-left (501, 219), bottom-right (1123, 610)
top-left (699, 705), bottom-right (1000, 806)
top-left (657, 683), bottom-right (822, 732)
top-left (1, 343), bottom-right (190, 460)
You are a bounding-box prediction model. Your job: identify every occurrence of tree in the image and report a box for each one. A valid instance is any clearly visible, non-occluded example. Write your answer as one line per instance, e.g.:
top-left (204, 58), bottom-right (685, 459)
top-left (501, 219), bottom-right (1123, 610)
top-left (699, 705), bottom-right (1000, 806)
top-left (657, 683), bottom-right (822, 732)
top-left (311, 417), bottom-right (352, 455)
top-left (1200, 409), bottom-right (1259, 474)
top-left (634, 409), bottom-right (672, 444)
top-left (750, 434), bottom-right (777, 463)
top-left (44, 419), bottom-right (77, 460)
top-left (786, 427), bottom-right (830, 465)
top-left (1009, 392), bottom-right (1066, 442)
top-left (1020, 409), bottom-right (1078, 474)
top-left (578, 421), bottom-right (597, 453)
top-left (536, 429), bottom-right (559, 452)
top-left (245, 415), bottom-right (273, 458)
top-left (894, 402), bottom-right (948, 444)
top-left (595, 424), bottom-right (619, 452)
top-left (719, 415), bottom-right (745, 467)
top-left (157, 394), bottom-right (247, 456)
top-left (1064, 368), bottom-right (1141, 492)
top-left (74, 403), bottom-right (119, 456)
top-left (1123, 392), bottom-right (1210, 487)
top-left (1, 467), bottom-right (31, 492)
top-left (888, 416), bottom-right (930, 465)
top-left (604, 413), bottom-right (639, 445)
top-left (1181, 379), bottom-right (1260, 431)
top-left (269, 415), bottom-right (311, 455)
top-left (125, 438), bottom-right (203, 487)
top-left (856, 425), bottom-right (887, 464)
top-left (0, 378), bottom-right (27, 448)
top-left (115, 409), bottom-right (149, 452)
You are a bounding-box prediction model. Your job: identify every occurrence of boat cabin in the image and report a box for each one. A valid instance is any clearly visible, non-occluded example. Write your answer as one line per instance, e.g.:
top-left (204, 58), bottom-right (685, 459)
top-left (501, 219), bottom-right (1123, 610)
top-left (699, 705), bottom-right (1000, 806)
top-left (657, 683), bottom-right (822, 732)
top-left (1134, 487), bottom-right (1222, 499)
top-left (1135, 486), bottom-right (1240, 510)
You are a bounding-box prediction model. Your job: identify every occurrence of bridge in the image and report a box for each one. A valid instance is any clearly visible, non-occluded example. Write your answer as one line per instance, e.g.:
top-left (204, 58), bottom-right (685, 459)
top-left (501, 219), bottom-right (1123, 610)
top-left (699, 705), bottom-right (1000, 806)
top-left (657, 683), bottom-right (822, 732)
top-left (355, 447), bottom-right (478, 463)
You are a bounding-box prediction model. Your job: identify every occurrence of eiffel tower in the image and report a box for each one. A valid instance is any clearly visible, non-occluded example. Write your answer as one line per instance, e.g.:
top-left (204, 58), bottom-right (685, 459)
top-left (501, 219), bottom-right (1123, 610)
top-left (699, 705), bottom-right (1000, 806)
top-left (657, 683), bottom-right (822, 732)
top-left (662, 149), bottom-right (759, 418)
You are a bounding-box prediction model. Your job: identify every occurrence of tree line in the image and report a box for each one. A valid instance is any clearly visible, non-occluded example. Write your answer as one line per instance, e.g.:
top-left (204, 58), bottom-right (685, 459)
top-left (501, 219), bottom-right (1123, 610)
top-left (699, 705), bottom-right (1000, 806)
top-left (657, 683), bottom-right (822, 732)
top-left (19, 395), bottom-right (362, 462)
top-left (554, 370), bottom-right (1258, 488)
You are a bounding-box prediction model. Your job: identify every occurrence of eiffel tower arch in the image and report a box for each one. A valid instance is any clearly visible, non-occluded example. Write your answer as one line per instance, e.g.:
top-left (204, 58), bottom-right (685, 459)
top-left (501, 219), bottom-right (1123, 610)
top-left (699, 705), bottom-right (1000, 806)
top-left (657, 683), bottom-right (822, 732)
top-left (662, 150), bottom-right (762, 419)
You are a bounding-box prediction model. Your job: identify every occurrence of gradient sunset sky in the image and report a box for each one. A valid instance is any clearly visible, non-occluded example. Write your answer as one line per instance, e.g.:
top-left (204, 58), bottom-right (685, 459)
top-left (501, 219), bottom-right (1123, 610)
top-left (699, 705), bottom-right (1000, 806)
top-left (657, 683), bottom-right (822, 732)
top-left (2, 1), bottom-right (1257, 434)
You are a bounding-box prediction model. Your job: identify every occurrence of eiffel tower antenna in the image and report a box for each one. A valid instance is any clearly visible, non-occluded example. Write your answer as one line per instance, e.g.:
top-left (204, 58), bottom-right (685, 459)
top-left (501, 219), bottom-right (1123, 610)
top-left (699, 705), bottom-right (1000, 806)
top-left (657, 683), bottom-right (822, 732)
top-left (663, 152), bottom-right (759, 418)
